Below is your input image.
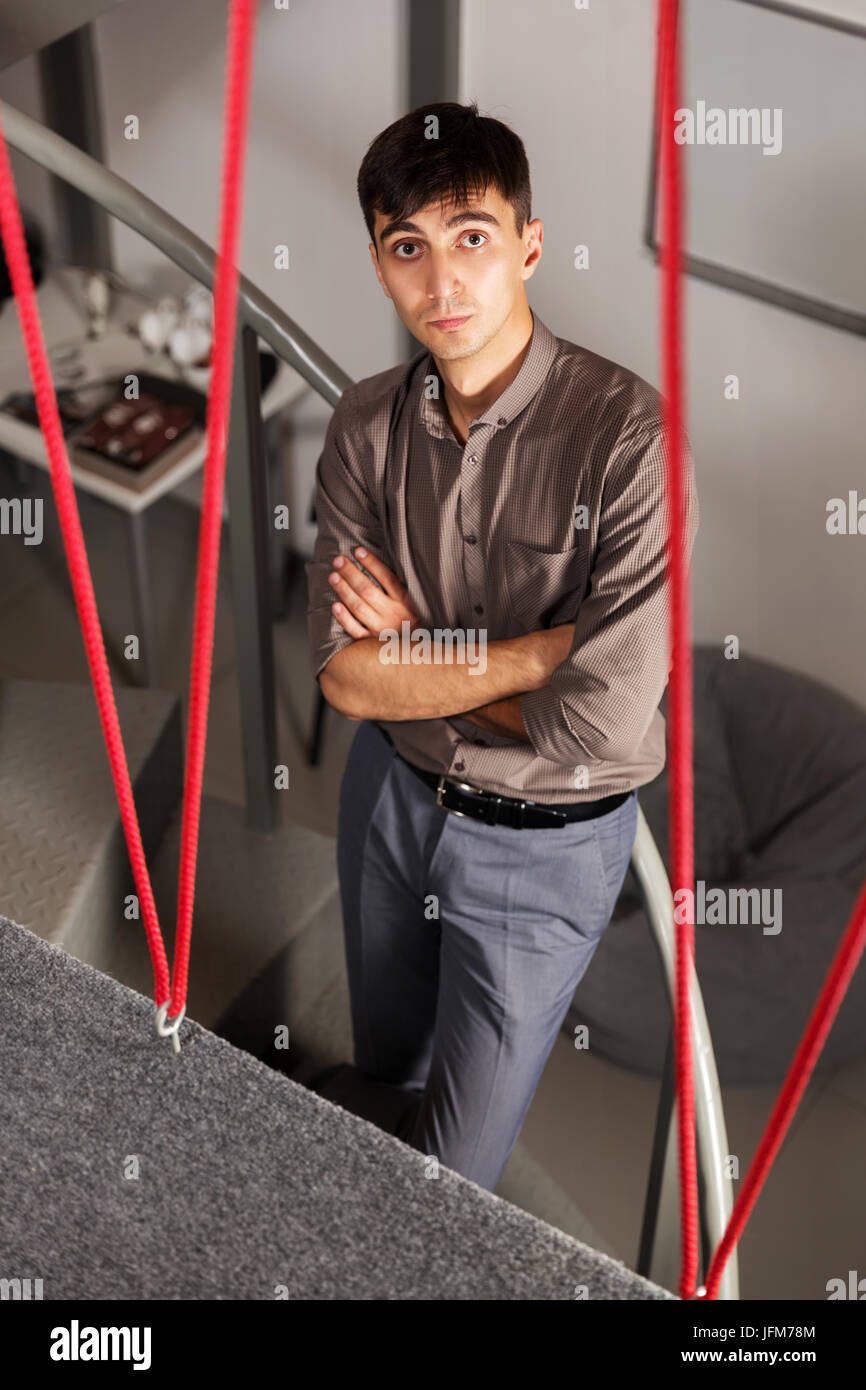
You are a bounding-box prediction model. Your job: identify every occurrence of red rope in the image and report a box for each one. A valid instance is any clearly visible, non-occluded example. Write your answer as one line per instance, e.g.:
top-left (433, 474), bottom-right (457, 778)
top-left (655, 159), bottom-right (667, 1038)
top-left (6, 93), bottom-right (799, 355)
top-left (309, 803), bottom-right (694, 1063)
top-left (0, 0), bottom-right (256, 1023)
top-left (0, 129), bottom-right (170, 1002)
top-left (656, 0), bottom-right (699, 1300)
top-left (171, 0), bottom-right (255, 1016)
top-left (656, 0), bottom-right (866, 1302)
top-left (704, 881), bottom-right (866, 1298)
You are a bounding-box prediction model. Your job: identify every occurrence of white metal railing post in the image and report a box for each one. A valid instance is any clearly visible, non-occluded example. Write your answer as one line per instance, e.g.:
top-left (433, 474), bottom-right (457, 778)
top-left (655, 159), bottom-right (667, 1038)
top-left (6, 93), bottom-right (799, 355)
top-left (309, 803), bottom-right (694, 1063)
top-left (631, 800), bottom-right (739, 1299)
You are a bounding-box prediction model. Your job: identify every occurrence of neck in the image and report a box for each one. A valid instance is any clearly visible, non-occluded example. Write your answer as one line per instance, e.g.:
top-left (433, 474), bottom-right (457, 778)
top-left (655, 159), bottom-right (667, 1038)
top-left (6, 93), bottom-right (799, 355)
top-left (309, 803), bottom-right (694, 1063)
top-left (435, 299), bottom-right (534, 446)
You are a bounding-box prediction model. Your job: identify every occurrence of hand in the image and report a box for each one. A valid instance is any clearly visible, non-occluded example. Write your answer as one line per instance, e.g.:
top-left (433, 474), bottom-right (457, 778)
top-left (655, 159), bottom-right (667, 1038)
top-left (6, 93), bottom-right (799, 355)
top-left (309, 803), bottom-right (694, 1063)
top-left (328, 546), bottom-right (422, 640)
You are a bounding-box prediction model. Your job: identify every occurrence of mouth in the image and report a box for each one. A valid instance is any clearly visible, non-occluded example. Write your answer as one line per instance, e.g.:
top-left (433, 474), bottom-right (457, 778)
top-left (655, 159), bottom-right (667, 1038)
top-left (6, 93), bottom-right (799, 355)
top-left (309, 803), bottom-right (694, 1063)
top-left (427, 315), bottom-right (472, 331)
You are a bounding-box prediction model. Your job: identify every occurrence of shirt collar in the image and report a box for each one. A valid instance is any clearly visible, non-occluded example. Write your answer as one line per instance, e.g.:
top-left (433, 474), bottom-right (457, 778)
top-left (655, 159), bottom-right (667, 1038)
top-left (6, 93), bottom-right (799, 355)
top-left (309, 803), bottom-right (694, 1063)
top-left (417, 307), bottom-right (558, 442)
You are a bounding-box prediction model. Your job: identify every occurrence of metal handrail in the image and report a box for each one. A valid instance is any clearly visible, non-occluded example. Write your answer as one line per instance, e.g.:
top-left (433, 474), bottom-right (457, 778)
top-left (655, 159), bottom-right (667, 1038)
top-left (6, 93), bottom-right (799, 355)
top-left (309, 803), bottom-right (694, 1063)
top-left (1, 97), bottom-right (735, 1300)
top-left (0, 100), bottom-right (353, 407)
top-left (631, 803), bottom-right (739, 1299)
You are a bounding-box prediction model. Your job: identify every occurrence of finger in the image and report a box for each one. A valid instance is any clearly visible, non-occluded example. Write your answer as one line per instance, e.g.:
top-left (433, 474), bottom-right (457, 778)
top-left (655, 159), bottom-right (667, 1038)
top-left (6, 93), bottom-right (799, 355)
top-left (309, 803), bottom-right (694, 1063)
top-left (332, 600), bottom-right (370, 639)
top-left (350, 545), bottom-right (402, 599)
top-left (329, 558), bottom-right (389, 629)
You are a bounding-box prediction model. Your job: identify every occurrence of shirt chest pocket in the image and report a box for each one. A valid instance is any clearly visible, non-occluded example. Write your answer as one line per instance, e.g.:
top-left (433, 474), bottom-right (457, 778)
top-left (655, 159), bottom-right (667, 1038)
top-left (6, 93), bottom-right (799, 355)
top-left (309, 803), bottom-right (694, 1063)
top-left (503, 539), bottom-right (588, 631)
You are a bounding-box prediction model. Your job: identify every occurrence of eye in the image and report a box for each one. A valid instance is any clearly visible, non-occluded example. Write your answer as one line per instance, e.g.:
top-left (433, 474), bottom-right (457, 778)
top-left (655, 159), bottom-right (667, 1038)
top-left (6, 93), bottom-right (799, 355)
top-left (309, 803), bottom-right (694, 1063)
top-left (391, 231), bottom-right (489, 259)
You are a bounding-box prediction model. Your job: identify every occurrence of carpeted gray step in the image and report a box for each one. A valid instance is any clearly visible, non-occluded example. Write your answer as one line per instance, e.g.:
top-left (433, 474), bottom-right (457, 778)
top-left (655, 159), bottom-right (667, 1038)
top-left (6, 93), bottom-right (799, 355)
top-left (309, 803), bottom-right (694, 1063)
top-left (0, 912), bottom-right (674, 1300)
top-left (0, 676), bottom-right (181, 971)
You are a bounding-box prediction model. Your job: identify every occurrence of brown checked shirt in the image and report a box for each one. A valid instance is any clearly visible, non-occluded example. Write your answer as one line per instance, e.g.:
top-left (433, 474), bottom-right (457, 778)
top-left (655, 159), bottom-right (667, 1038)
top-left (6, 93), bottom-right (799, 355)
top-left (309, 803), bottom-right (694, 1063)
top-left (306, 308), bottom-right (699, 805)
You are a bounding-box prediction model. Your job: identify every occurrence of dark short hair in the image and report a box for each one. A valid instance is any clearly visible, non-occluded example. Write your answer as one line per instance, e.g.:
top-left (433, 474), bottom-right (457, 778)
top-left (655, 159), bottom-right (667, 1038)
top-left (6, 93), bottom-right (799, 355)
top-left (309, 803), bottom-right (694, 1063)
top-left (357, 101), bottom-right (532, 251)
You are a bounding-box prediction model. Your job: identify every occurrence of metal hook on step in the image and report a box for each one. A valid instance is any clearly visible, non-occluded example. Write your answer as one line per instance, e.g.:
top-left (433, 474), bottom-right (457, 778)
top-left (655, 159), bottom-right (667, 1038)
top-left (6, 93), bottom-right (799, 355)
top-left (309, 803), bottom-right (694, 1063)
top-left (154, 1001), bottom-right (186, 1055)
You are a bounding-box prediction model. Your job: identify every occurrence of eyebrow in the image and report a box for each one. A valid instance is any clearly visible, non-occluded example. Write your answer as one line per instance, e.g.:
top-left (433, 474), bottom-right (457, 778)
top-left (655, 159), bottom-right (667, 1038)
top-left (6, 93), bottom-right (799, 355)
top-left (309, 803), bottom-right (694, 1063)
top-left (379, 208), bottom-right (501, 246)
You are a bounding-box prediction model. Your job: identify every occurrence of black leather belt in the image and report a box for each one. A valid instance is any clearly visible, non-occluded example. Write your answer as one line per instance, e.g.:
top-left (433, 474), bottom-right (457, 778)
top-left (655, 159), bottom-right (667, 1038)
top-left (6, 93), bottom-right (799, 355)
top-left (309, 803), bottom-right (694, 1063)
top-left (394, 752), bottom-right (630, 830)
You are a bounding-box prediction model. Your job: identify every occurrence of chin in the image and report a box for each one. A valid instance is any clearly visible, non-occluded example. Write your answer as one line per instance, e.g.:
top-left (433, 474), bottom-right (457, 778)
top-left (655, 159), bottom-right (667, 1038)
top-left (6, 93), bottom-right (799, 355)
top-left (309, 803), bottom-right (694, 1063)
top-left (423, 324), bottom-right (485, 358)
top-left (431, 341), bottom-right (476, 360)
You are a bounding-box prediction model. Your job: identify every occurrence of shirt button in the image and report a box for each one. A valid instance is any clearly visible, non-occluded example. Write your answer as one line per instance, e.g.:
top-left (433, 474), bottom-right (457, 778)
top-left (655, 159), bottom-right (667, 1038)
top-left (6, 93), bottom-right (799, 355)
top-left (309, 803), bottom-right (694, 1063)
top-left (474, 604), bottom-right (484, 615)
top-left (465, 534), bottom-right (477, 545)
top-left (497, 416), bottom-right (507, 426)
top-left (468, 455), bottom-right (477, 463)
top-left (454, 761), bottom-right (465, 772)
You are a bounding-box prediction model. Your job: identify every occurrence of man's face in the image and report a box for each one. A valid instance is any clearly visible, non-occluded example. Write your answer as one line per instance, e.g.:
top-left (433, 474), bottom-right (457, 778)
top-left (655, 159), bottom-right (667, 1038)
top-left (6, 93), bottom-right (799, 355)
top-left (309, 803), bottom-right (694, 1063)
top-left (369, 186), bottom-right (542, 360)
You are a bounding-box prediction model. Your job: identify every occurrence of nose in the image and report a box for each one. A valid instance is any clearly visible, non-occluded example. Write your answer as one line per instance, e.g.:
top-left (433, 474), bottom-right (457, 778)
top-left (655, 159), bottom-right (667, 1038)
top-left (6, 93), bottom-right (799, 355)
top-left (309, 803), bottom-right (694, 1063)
top-left (425, 247), bottom-right (463, 306)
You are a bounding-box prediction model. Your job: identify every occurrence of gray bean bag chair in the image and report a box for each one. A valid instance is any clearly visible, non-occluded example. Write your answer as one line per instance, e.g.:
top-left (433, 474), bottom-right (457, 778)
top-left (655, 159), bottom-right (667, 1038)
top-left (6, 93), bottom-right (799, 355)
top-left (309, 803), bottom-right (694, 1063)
top-left (567, 647), bottom-right (866, 1085)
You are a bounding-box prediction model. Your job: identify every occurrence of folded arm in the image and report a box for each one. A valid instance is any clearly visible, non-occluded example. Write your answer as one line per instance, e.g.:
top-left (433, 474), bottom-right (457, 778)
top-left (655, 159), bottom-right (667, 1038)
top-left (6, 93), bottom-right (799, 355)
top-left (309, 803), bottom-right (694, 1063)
top-left (318, 629), bottom-right (571, 723)
top-left (307, 387), bottom-right (570, 726)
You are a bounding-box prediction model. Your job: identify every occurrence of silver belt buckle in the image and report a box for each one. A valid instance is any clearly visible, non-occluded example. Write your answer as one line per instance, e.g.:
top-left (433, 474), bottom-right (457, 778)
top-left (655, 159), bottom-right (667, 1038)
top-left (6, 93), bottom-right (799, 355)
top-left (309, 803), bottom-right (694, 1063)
top-left (436, 773), bottom-right (484, 818)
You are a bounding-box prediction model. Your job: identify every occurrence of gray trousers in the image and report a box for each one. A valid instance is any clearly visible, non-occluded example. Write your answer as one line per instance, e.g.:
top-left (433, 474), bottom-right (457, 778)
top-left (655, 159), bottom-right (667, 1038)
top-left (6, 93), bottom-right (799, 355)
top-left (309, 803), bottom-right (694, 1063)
top-left (335, 719), bottom-right (639, 1193)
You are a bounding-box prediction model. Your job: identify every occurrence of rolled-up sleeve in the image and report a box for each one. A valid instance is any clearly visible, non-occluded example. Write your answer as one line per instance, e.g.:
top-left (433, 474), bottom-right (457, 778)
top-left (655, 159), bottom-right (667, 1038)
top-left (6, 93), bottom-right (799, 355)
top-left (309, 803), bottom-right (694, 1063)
top-left (519, 422), bottom-right (699, 766)
top-left (305, 385), bottom-right (386, 683)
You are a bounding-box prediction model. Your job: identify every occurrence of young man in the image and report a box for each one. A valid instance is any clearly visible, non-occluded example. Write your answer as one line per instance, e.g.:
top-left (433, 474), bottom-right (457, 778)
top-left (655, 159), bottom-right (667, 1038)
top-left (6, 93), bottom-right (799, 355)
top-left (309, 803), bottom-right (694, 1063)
top-left (306, 101), bottom-right (698, 1194)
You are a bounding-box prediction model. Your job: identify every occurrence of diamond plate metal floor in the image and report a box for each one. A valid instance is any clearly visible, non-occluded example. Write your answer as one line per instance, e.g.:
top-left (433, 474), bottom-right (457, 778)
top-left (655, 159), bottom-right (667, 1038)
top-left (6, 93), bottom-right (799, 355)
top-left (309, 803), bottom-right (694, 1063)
top-left (0, 675), bottom-right (181, 967)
